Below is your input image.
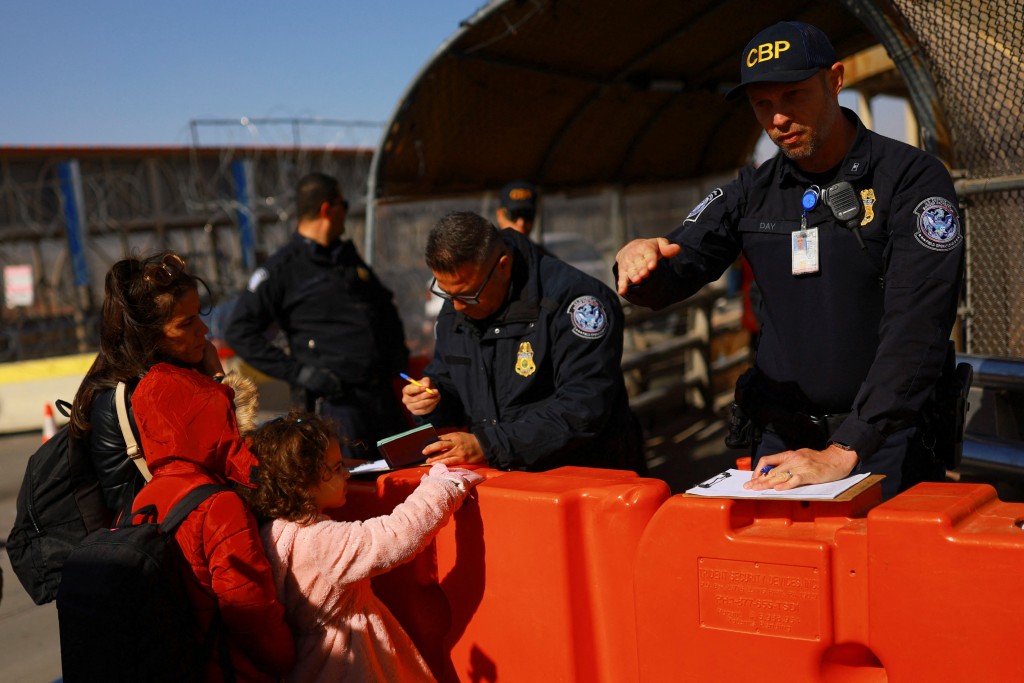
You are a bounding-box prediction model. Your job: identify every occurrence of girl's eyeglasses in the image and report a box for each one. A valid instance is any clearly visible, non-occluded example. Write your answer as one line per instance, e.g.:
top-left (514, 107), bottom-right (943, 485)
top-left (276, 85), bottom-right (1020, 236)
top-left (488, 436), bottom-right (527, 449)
top-left (143, 253), bottom-right (186, 286)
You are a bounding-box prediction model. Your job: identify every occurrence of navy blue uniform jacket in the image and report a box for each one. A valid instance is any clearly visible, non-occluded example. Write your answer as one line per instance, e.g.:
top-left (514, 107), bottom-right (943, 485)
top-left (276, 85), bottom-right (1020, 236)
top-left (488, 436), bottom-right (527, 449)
top-left (424, 230), bottom-right (644, 472)
top-left (623, 110), bottom-right (964, 462)
top-left (226, 234), bottom-right (408, 390)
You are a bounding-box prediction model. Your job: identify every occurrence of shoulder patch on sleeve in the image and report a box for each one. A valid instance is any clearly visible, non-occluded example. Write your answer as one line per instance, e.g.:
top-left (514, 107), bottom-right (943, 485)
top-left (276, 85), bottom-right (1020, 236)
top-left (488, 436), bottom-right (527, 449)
top-left (684, 188), bottom-right (724, 224)
top-left (913, 197), bottom-right (962, 252)
top-left (567, 295), bottom-right (608, 339)
top-left (246, 267), bottom-right (269, 292)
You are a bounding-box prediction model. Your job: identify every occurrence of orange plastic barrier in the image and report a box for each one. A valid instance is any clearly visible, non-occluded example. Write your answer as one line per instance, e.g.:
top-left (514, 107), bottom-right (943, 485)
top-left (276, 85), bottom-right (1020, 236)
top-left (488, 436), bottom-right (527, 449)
top-left (860, 483), bottom-right (1024, 682)
top-left (339, 466), bottom-right (671, 682)
top-left (634, 482), bottom-right (1024, 682)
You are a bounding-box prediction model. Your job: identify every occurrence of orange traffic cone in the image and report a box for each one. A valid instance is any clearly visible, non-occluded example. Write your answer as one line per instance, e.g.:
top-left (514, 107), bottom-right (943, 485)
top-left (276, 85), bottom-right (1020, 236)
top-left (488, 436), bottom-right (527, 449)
top-left (42, 403), bottom-right (57, 443)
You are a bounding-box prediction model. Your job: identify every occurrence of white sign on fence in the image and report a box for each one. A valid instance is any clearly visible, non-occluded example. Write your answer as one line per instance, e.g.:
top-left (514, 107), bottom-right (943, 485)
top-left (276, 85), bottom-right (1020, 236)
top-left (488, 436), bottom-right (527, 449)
top-left (4, 264), bottom-right (34, 307)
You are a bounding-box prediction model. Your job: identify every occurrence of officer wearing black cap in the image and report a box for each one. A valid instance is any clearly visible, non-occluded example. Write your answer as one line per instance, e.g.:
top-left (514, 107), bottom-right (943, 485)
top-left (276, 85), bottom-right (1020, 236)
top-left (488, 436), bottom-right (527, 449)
top-left (496, 181), bottom-right (539, 237)
top-left (615, 21), bottom-right (964, 498)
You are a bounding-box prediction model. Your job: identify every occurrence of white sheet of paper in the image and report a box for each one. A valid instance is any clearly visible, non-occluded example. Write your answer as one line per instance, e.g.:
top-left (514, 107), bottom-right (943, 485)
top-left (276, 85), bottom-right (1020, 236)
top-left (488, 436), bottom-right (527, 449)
top-left (685, 469), bottom-right (871, 499)
top-left (347, 459), bottom-right (391, 474)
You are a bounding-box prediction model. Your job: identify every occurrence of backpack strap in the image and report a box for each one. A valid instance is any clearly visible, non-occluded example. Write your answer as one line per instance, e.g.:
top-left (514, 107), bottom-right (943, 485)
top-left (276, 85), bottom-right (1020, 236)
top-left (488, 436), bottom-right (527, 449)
top-left (157, 483), bottom-right (237, 682)
top-left (159, 484), bottom-right (228, 535)
top-left (116, 380), bottom-right (152, 482)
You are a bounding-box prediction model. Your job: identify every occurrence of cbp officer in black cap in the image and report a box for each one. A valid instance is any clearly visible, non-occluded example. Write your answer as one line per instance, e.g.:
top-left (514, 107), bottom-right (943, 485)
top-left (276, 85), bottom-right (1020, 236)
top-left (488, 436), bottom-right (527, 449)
top-left (615, 21), bottom-right (964, 498)
top-left (496, 181), bottom-right (539, 237)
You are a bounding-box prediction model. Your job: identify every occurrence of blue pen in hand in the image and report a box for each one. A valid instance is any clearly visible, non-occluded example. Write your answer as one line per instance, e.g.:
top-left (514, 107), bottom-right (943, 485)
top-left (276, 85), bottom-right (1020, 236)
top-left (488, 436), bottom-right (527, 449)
top-left (759, 465), bottom-right (775, 476)
top-left (400, 372), bottom-right (436, 395)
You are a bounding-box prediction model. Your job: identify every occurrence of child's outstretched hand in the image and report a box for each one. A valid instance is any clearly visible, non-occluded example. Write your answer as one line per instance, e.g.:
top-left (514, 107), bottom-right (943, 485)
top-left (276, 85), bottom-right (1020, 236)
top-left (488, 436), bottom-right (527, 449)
top-left (424, 462), bottom-right (485, 491)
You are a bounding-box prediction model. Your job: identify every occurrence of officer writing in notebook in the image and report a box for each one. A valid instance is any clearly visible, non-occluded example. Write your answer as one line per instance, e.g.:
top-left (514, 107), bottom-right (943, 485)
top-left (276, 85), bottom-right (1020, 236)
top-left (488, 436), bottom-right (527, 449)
top-left (403, 211), bottom-right (645, 474)
top-left (615, 22), bottom-right (964, 498)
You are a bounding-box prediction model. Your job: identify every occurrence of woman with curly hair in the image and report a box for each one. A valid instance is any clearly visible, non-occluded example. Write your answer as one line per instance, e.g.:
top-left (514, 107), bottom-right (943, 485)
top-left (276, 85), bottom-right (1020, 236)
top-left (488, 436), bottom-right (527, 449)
top-left (245, 411), bottom-right (484, 683)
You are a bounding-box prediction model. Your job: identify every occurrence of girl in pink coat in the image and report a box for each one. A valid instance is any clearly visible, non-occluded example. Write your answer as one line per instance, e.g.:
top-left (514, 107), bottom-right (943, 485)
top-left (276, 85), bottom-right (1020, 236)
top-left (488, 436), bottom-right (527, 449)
top-left (244, 411), bottom-right (483, 683)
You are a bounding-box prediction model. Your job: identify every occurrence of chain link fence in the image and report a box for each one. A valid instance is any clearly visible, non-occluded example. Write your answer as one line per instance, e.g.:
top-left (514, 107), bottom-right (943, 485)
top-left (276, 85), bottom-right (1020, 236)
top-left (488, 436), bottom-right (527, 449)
top-left (0, 147), bottom-right (373, 361)
top-left (889, 0), bottom-right (1024, 356)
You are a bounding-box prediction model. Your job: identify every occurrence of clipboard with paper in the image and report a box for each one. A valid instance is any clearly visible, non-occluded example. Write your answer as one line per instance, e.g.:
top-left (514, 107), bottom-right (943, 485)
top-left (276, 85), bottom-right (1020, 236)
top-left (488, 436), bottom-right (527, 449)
top-left (684, 469), bottom-right (882, 500)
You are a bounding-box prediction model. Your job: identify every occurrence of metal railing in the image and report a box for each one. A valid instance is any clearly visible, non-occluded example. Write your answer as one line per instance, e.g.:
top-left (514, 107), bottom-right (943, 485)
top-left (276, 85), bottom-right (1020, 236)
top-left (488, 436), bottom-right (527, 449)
top-left (622, 283), bottom-right (750, 418)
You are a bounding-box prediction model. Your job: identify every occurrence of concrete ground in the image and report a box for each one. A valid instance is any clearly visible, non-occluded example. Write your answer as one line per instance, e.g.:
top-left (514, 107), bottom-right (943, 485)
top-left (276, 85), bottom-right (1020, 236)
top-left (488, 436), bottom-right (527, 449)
top-left (0, 429), bottom-right (63, 683)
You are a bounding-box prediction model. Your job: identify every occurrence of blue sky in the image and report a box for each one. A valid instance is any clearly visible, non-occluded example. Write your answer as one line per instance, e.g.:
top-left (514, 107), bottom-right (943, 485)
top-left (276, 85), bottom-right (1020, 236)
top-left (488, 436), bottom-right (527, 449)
top-left (0, 1), bottom-right (487, 147)
top-left (0, 2), bottom-right (907, 149)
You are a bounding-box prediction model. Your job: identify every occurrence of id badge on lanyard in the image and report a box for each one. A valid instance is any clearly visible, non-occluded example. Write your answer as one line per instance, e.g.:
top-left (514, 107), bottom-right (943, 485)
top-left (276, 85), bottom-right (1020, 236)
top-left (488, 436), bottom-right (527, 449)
top-left (793, 186), bottom-right (821, 275)
top-left (792, 227), bottom-right (819, 274)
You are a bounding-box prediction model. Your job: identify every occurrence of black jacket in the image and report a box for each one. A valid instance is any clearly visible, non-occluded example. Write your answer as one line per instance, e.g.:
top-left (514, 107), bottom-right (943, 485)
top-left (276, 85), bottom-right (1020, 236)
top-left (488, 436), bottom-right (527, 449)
top-left (423, 230), bottom-right (644, 472)
top-left (226, 234), bottom-right (409, 391)
top-left (624, 109), bottom-right (964, 461)
top-left (88, 382), bottom-right (144, 520)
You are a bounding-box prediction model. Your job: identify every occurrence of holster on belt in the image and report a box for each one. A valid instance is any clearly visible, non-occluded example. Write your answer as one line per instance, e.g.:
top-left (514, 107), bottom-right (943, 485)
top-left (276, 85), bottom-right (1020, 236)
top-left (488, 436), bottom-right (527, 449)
top-left (915, 341), bottom-right (973, 470)
top-left (729, 367), bottom-right (848, 451)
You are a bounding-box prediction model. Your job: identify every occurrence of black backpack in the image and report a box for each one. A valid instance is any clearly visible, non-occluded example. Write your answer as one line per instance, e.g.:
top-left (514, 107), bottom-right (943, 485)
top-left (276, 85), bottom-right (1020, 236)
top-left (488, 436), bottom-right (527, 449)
top-left (5, 400), bottom-right (112, 605)
top-left (7, 385), bottom-right (147, 605)
top-left (56, 483), bottom-right (233, 683)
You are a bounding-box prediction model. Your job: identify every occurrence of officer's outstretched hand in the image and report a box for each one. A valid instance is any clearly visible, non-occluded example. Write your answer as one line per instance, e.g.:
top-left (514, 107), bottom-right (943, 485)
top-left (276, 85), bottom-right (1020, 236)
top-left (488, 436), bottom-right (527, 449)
top-left (615, 237), bottom-right (682, 296)
top-left (423, 431), bottom-right (487, 466)
top-left (744, 444), bottom-right (860, 493)
top-left (402, 375), bottom-right (440, 415)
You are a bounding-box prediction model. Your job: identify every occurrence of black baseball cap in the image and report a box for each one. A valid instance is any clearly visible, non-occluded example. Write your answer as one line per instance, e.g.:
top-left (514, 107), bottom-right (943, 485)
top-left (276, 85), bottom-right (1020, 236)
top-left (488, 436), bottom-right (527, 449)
top-left (499, 181), bottom-right (537, 213)
top-left (726, 21), bottom-right (837, 100)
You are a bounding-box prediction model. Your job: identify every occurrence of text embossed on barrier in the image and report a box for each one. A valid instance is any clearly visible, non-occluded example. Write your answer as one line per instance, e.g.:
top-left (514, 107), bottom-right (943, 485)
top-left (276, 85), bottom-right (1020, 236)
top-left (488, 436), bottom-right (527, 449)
top-left (698, 558), bottom-right (821, 640)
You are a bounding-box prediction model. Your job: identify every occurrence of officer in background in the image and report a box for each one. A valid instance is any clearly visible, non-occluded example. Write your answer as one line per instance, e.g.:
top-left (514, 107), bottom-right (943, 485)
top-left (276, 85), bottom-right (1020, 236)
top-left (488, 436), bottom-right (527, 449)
top-left (226, 172), bottom-right (409, 458)
top-left (495, 181), bottom-right (538, 237)
top-left (403, 211), bottom-right (645, 473)
top-left (615, 22), bottom-right (964, 499)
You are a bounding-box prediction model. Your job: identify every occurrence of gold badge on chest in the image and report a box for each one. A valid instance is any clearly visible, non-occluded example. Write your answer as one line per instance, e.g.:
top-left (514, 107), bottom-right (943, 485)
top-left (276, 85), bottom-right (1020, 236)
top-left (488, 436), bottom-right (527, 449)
top-left (515, 341), bottom-right (536, 377)
top-left (860, 188), bottom-right (876, 226)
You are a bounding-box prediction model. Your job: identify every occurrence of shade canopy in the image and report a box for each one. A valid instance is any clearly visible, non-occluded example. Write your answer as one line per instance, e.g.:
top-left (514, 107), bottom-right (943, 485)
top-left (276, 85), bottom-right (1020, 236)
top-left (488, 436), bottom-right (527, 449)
top-left (372, 0), bottom-right (890, 204)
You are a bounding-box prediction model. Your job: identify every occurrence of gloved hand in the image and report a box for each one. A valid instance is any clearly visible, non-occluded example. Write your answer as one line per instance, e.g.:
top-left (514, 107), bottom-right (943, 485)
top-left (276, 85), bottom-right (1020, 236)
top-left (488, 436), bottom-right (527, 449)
top-left (423, 462), bottom-right (485, 491)
top-left (296, 365), bottom-right (343, 398)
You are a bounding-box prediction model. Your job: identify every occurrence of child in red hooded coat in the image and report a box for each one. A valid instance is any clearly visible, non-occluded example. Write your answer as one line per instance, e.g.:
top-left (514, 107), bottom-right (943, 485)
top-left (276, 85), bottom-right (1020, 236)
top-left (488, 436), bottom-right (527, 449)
top-left (131, 362), bottom-right (295, 682)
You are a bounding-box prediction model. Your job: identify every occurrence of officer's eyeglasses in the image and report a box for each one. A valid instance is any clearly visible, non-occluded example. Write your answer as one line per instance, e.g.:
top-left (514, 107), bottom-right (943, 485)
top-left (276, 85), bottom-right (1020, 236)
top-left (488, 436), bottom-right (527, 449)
top-left (143, 253), bottom-right (187, 286)
top-left (430, 255), bottom-right (502, 306)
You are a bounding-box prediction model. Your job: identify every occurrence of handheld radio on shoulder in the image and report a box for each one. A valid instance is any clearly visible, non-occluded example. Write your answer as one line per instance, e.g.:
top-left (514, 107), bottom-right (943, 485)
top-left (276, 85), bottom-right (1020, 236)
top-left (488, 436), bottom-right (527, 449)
top-left (822, 181), bottom-right (865, 248)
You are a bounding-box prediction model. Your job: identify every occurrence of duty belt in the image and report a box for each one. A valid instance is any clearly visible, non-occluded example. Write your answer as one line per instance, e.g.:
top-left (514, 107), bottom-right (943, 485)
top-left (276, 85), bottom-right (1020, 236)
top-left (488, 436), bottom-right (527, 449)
top-left (757, 408), bottom-right (849, 451)
top-left (734, 368), bottom-right (848, 451)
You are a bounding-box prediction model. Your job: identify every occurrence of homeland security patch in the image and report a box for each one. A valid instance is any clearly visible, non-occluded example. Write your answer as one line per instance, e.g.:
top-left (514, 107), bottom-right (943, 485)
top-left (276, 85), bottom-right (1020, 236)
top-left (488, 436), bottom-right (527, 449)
top-left (684, 188), bottom-right (723, 224)
top-left (914, 197), bottom-right (961, 252)
top-left (567, 296), bottom-right (608, 339)
top-left (247, 267), bottom-right (269, 292)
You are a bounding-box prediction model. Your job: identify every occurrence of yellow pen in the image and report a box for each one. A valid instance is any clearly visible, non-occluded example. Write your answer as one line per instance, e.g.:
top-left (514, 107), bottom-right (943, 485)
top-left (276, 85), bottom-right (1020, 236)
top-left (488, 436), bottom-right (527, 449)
top-left (400, 372), bottom-right (436, 395)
